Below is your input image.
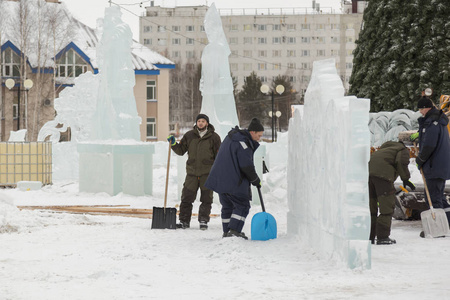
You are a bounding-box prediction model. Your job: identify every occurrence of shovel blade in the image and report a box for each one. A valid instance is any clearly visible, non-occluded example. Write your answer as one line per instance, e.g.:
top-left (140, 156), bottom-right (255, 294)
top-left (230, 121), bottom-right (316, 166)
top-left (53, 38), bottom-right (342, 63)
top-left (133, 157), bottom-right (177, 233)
top-left (251, 212), bottom-right (277, 241)
top-left (151, 207), bottom-right (177, 229)
top-left (421, 208), bottom-right (449, 238)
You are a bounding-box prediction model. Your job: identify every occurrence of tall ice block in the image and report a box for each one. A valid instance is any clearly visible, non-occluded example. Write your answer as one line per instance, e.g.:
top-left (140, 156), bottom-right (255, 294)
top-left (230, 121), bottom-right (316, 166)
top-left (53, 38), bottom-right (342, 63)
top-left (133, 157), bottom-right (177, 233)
top-left (78, 143), bottom-right (154, 196)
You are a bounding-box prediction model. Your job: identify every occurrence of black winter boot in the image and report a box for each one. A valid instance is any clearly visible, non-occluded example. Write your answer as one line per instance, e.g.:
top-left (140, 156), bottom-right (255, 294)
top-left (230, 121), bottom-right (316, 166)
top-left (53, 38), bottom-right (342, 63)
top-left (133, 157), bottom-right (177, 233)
top-left (376, 237), bottom-right (396, 245)
top-left (176, 222), bottom-right (190, 229)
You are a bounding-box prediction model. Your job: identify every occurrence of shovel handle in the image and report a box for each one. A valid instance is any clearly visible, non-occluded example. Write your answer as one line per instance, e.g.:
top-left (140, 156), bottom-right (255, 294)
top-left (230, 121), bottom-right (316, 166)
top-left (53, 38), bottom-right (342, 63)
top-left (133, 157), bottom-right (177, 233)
top-left (257, 186), bottom-right (266, 212)
top-left (164, 144), bottom-right (171, 209)
top-left (414, 142), bottom-right (436, 220)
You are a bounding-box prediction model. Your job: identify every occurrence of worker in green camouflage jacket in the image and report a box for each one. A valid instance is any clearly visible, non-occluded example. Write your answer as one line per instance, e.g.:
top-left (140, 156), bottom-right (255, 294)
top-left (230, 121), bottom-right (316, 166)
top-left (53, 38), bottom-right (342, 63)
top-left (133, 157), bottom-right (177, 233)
top-left (369, 141), bottom-right (415, 245)
top-left (167, 114), bottom-right (221, 230)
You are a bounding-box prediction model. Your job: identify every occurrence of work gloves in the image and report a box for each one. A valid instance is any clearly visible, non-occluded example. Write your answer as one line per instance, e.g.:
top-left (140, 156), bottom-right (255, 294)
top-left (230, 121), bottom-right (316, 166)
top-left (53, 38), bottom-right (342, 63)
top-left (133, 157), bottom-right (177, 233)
top-left (251, 177), bottom-right (261, 188)
top-left (416, 156), bottom-right (425, 170)
top-left (403, 180), bottom-right (416, 191)
top-left (167, 135), bottom-right (176, 146)
top-left (410, 132), bottom-right (419, 142)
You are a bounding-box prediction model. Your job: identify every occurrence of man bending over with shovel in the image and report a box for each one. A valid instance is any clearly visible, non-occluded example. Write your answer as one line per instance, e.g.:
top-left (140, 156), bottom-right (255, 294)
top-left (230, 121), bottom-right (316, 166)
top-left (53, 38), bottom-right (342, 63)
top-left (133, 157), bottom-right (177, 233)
top-left (369, 140), bottom-right (415, 245)
top-left (410, 96), bottom-right (450, 237)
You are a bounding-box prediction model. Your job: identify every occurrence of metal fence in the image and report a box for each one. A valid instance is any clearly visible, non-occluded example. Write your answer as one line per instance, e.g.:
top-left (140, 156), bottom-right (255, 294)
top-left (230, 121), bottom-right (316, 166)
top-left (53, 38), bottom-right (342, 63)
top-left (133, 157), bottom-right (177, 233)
top-left (0, 142), bottom-right (52, 187)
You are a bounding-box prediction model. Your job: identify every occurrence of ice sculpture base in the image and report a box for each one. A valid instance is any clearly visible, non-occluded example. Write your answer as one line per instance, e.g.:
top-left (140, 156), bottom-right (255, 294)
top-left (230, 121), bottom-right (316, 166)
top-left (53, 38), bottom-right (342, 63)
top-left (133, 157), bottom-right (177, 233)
top-left (78, 142), bottom-right (154, 196)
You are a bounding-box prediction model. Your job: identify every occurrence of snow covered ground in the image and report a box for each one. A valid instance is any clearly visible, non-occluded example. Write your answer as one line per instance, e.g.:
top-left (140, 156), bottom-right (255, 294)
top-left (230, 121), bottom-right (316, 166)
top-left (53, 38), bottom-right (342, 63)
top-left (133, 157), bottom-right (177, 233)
top-left (1, 153), bottom-right (450, 300)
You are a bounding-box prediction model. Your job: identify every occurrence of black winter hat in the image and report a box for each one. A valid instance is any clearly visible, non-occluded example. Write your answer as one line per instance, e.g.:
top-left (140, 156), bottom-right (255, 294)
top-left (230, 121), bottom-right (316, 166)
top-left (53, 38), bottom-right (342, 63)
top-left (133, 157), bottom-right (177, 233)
top-left (417, 97), bottom-right (433, 109)
top-left (248, 118), bottom-right (264, 132)
top-left (196, 113), bottom-right (209, 124)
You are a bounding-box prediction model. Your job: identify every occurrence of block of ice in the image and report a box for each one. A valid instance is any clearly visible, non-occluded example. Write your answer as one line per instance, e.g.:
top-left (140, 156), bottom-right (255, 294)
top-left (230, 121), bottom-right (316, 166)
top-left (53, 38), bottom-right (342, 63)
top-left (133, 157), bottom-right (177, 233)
top-left (287, 58), bottom-right (371, 269)
top-left (199, 3), bottom-right (240, 139)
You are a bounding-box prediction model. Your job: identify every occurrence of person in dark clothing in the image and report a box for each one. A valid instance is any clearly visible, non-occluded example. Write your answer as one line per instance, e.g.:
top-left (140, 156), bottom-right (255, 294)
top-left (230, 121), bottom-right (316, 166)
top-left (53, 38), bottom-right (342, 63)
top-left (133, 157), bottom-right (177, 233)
top-left (167, 114), bottom-right (221, 230)
top-left (369, 141), bottom-right (415, 245)
top-left (411, 96), bottom-right (450, 237)
top-left (205, 118), bottom-right (264, 239)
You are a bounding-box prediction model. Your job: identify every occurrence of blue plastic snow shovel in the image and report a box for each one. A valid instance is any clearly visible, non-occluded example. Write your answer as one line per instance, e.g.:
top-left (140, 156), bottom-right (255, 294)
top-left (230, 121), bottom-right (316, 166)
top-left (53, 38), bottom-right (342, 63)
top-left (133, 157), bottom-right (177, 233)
top-left (251, 187), bottom-right (277, 241)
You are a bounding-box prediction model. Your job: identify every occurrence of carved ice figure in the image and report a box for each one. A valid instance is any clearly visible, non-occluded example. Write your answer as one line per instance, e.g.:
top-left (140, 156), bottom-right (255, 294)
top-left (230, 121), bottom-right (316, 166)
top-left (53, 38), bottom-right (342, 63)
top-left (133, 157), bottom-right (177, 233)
top-left (199, 3), bottom-right (239, 139)
top-left (90, 6), bottom-right (141, 141)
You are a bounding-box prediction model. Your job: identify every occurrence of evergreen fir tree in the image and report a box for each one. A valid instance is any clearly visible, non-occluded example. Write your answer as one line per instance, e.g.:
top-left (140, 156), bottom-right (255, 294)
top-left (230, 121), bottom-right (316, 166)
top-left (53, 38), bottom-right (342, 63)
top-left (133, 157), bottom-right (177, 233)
top-left (350, 0), bottom-right (450, 111)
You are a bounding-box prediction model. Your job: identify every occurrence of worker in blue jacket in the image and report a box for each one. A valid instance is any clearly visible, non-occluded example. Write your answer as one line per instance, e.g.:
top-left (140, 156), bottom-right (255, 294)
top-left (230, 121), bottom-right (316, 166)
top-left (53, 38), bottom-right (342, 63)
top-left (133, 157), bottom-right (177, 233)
top-left (411, 96), bottom-right (450, 236)
top-left (205, 118), bottom-right (264, 239)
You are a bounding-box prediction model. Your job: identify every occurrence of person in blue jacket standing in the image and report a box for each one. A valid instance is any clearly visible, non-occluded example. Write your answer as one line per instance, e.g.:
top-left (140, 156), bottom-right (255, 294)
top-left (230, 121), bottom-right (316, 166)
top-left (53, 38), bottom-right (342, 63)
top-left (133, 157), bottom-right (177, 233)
top-left (205, 118), bottom-right (264, 239)
top-left (411, 96), bottom-right (450, 237)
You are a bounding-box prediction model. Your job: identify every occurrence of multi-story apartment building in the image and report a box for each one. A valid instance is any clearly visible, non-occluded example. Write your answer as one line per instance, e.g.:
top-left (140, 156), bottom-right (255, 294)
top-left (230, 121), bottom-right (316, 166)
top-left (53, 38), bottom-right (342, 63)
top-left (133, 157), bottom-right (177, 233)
top-left (140, 1), bottom-right (366, 129)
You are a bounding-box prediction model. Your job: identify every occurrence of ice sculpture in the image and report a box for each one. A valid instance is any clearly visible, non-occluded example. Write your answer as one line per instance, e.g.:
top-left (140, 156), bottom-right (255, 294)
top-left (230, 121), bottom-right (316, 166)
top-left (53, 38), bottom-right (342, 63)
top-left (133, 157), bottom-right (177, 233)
top-left (90, 6), bottom-right (141, 141)
top-left (199, 3), bottom-right (240, 139)
top-left (287, 59), bottom-right (371, 269)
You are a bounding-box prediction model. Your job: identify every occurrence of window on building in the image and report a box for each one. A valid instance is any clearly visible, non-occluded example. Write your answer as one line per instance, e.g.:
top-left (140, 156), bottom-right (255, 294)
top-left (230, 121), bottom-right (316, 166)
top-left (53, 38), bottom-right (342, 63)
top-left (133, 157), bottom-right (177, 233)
top-left (301, 24), bottom-right (310, 30)
top-left (288, 37), bottom-right (296, 44)
top-left (146, 80), bottom-right (156, 101)
top-left (272, 37), bottom-right (281, 44)
top-left (287, 50), bottom-right (296, 57)
top-left (172, 38), bottom-right (180, 45)
top-left (13, 103), bottom-right (18, 119)
top-left (200, 25), bottom-right (205, 32)
top-left (302, 75), bottom-right (310, 82)
top-left (158, 38), bottom-right (167, 46)
top-left (301, 62), bottom-right (310, 69)
top-left (258, 63), bottom-right (267, 70)
top-left (346, 37), bottom-right (354, 43)
top-left (273, 63), bottom-right (281, 70)
top-left (186, 25), bottom-right (194, 32)
top-left (158, 26), bottom-right (166, 32)
top-left (258, 24), bottom-right (267, 31)
top-left (186, 38), bottom-right (194, 45)
top-left (243, 24), bottom-right (252, 31)
top-left (259, 76), bottom-right (267, 83)
top-left (347, 49), bottom-right (354, 56)
top-left (230, 50), bottom-right (238, 58)
top-left (289, 76), bottom-right (296, 83)
top-left (230, 63), bottom-right (238, 71)
top-left (258, 50), bottom-right (267, 57)
top-left (317, 36), bottom-right (325, 44)
top-left (346, 63), bottom-right (353, 69)
top-left (331, 24), bottom-right (340, 30)
top-left (258, 37), bottom-right (267, 44)
top-left (2, 48), bottom-right (20, 77)
top-left (144, 26), bottom-right (152, 32)
top-left (331, 49), bottom-right (340, 56)
top-left (302, 50), bottom-right (310, 57)
top-left (172, 25), bottom-right (180, 32)
top-left (288, 63), bottom-right (296, 69)
top-left (186, 51), bottom-right (195, 59)
top-left (301, 37), bottom-right (310, 43)
top-left (272, 50), bottom-right (281, 57)
top-left (200, 38), bottom-right (208, 45)
top-left (273, 24), bottom-right (281, 31)
top-left (229, 37), bottom-right (238, 44)
top-left (316, 24), bottom-right (325, 30)
top-left (244, 63), bottom-right (252, 71)
top-left (230, 24), bottom-right (238, 31)
top-left (56, 48), bottom-right (88, 78)
top-left (331, 36), bottom-right (340, 43)
top-left (243, 50), bottom-right (252, 57)
top-left (317, 49), bottom-right (326, 56)
top-left (172, 51), bottom-right (180, 58)
top-left (244, 37), bottom-right (252, 44)
top-left (346, 23), bottom-right (354, 30)
top-left (287, 24), bottom-right (296, 31)
top-left (147, 117), bottom-right (156, 138)
top-left (144, 39), bottom-right (152, 45)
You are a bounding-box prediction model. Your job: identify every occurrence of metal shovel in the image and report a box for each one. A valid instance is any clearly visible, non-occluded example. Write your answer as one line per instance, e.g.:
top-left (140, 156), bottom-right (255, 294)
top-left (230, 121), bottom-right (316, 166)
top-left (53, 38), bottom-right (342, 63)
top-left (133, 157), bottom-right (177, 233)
top-left (419, 169), bottom-right (449, 238)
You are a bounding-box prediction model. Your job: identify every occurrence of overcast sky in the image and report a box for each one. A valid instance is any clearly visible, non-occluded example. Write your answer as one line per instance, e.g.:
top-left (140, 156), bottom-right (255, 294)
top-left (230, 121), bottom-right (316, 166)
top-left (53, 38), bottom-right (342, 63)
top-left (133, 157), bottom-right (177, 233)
top-left (63, 0), bottom-right (343, 40)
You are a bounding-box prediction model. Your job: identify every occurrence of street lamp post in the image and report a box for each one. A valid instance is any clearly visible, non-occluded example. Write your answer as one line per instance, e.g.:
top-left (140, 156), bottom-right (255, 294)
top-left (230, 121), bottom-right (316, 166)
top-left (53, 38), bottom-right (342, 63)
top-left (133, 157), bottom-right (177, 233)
top-left (260, 84), bottom-right (284, 142)
top-left (5, 78), bottom-right (33, 132)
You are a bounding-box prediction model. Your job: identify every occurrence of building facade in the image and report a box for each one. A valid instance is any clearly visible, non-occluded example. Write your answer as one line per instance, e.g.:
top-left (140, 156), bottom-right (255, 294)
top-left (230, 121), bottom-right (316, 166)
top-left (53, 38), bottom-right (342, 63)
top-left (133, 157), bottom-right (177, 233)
top-left (0, 0), bottom-right (174, 142)
top-left (139, 1), bottom-right (366, 129)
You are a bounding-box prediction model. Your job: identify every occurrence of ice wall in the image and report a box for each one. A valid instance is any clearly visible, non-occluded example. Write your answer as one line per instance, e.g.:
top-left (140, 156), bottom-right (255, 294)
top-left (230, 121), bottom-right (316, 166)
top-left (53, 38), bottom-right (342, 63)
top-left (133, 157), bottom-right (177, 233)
top-left (199, 3), bottom-right (240, 139)
top-left (287, 59), bottom-right (371, 269)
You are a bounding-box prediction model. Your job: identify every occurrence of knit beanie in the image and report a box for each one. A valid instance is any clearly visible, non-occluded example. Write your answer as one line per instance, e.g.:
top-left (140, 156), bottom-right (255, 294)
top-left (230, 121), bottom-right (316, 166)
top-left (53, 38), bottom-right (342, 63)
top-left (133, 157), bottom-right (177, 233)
top-left (196, 114), bottom-right (209, 124)
top-left (248, 118), bottom-right (264, 132)
top-left (417, 97), bottom-right (433, 109)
